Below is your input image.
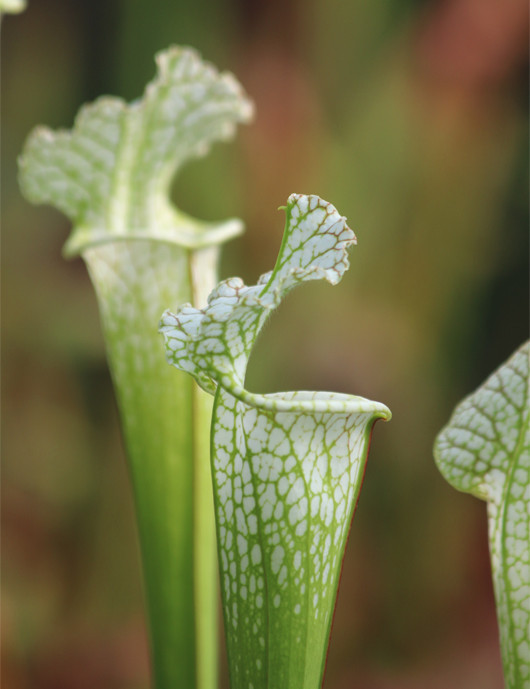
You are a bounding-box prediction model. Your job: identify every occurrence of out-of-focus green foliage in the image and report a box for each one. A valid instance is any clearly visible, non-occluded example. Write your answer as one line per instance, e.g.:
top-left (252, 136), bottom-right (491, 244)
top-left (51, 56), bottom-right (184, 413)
top-left (2, 1), bottom-right (528, 687)
top-left (0, 0), bottom-right (25, 15)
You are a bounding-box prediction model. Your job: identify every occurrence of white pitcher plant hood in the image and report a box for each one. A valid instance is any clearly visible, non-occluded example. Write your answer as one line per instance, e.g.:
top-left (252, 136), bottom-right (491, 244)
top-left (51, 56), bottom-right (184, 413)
top-left (160, 193), bottom-right (391, 689)
top-left (19, 46), bottom-right (253, 256)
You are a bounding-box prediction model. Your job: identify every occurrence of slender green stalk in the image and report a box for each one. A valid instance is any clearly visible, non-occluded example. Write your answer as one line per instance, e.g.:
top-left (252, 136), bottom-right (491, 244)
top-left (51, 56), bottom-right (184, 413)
top-left (85, 241), bottom-right (218, 688)
top-left (19, 47), bottom-right (253, 689)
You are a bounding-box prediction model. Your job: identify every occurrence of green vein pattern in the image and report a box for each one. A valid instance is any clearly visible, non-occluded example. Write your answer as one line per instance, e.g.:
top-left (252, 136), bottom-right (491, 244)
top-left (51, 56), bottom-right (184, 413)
top-left (161, 193), bottom-right (391, 689)
top-left (19, 46), bottom-right (253, 255)
top-left (434, 341), bottom-right (530, 689)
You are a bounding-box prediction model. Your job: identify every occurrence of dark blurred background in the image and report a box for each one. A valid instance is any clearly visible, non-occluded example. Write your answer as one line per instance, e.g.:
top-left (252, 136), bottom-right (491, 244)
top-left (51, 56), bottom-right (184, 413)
top-left (1, 1), bottom-right (528, 688)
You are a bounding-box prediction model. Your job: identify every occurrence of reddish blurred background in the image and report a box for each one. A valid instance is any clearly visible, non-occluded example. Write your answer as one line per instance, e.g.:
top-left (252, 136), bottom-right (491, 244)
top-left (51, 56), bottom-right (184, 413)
top-left (2, 0), bottom-right (528, 687)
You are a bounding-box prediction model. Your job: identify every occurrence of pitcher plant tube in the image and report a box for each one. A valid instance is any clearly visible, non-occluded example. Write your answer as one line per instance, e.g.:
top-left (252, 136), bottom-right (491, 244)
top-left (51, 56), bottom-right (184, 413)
top-left (19, 45), bottom-right (253, 689)
top-left (434, 341), bottom-right (529, 689)
top-left (160, 193), bottom-right (392, 689)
